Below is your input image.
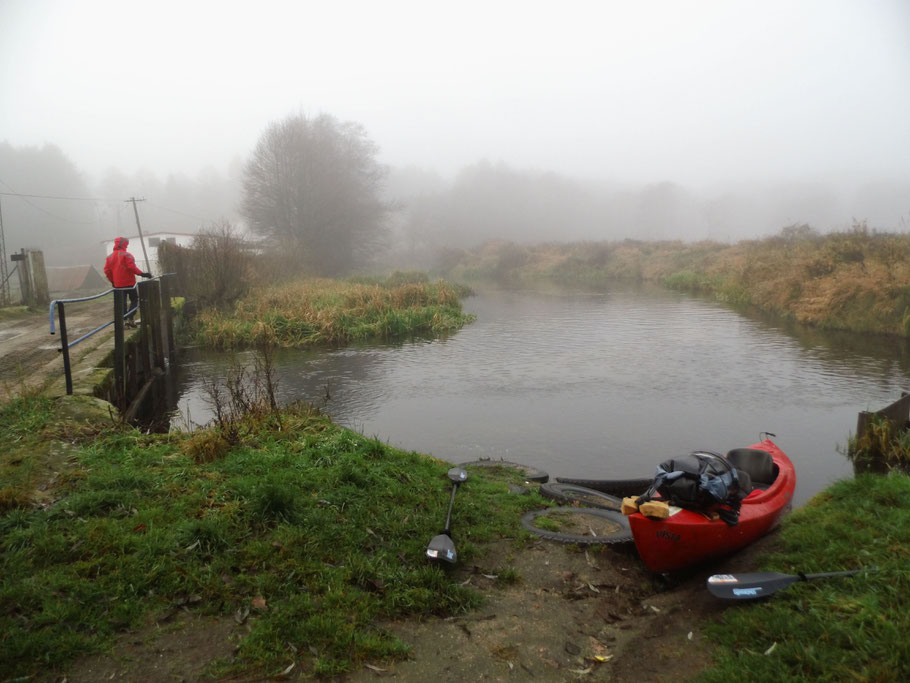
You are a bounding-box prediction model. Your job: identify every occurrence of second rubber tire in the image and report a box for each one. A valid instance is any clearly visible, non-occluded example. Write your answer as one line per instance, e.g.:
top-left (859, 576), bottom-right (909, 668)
top-left (538, 482), bottom-right (623, 510)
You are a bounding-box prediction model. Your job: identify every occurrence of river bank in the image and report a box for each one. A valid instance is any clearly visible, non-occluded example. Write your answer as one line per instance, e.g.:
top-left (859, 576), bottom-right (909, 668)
top-left (440, 227), bottom-right (910, 337)
top-left (2, 393), bottom-right (908, 681)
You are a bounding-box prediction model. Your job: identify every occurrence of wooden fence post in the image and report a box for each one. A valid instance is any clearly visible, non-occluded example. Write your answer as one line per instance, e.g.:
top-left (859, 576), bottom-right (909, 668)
top-left (137, 283), bottom-right (153, 384)
top-left (146, 280), bottom-right (164, 371)
top-left (160, 274), bottom-right (177, 364)
top-left (113, 289), bottom-right (126, 407)
top-left (28, 250), bottom-right (49, 306)
top-left (15, 249), bottom-right (32, 306)
top-left (853, 391), bottom-right (910, 473)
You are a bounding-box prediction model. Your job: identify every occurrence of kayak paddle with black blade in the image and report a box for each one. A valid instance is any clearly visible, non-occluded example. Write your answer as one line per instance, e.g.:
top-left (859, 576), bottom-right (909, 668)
top-left (426, 467), bottom-right (468, 564)
top-left (707, 568), bottom-right (875, 600)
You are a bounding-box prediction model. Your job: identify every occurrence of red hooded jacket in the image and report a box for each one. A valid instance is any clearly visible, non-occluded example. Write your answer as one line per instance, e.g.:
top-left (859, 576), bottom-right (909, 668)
top-left (104, 237), bottom-right (144, 287)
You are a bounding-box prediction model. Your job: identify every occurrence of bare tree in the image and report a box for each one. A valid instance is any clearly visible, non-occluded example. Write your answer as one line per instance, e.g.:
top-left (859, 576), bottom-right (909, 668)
top-left (159, 221), bottom-right (252, 309)
top-left (241, 113), bottom-right (389, 275)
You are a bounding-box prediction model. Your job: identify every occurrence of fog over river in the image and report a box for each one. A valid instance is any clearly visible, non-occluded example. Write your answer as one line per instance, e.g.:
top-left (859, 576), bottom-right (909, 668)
top-left (173, 284), bottom-right (910, 506)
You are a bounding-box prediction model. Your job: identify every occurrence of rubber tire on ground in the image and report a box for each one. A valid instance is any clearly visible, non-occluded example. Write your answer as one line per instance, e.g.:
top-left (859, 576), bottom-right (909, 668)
top-left (538, 482), bottom-right (623, 510)
top-left (554, 477), bottom-right (652, 499)
top-left (521, 506), bottom-right (633, 545)
top-left (457, 459), bottom-right (549, 483)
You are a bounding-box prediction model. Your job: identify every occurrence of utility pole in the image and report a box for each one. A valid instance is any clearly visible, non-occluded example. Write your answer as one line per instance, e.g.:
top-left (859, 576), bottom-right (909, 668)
top-left (0, 196), bottom-right (9, 306)
top-left (125, 197), bottom-right (152, 273)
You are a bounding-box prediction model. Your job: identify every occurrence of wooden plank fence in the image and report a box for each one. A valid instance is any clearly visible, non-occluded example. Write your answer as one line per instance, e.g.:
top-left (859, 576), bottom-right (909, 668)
top-left (854, 392), bottom-right (910, 473)
top-left (856, 392), bottom-right (910, 438)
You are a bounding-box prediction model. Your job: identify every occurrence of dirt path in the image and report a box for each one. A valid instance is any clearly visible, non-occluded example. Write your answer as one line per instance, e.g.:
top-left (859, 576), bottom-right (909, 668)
top-left (0, 297), bottom-right (115, 398)
top-left (343, 535), bottom-right (777, 683)
top-left (53, 531), bottom-right (779, 682)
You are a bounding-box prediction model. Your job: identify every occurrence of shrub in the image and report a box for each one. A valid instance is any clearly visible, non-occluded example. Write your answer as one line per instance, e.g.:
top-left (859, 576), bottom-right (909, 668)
top-left (159, 222), bottom-right (254, 310)
top-left (181, 430), bottom-right (231, 464)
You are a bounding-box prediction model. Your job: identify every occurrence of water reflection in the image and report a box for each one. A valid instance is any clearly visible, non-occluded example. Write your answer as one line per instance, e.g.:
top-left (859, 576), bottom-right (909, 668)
top-left (172, 284), bottom-right (910, 505)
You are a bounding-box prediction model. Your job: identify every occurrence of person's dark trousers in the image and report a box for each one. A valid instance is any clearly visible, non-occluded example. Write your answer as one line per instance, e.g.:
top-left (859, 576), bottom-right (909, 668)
top-left (116, 286), bottom-right (139, 323)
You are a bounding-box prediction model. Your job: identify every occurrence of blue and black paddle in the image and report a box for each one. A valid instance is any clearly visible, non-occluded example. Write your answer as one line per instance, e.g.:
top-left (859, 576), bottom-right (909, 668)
top-left (707, 568), bottom-right (875, 600)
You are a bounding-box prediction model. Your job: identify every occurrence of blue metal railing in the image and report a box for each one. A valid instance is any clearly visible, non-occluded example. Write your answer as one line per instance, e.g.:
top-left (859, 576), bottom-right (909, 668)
top-left (49, 284), bottom-right (143, 395)
top-left (49, 287), bottom-right (139, 333)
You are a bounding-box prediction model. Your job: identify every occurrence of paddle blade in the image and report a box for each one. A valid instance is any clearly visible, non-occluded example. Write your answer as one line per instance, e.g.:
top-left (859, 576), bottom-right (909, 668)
top-left (426, 533), bottom-right (457, 564)
top-left (448, 467), bottom-right (468, 483)
top-left (707, 572), bottom-right (799, 600)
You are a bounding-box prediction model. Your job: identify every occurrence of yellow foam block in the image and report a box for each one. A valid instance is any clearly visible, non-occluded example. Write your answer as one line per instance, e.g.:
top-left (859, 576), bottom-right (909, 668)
top-left (639, 501), bottom-right (670, 519)
top-left (621, 497), bottom-right (640, 516)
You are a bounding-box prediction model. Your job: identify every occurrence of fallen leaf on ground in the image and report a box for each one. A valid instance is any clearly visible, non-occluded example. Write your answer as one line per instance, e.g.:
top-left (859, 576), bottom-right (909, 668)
top-left (569, 665), bottom-right (594, 675)
top-left (252, 595), bottom-right (268, 610)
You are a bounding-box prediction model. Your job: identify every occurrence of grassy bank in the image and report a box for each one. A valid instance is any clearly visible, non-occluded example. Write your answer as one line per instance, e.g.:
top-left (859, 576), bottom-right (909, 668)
top-left (192, 275), bottom-right (475, 349)
top-left (0, 395), bottom-right (539, 679)
top-left (700, 472), bottom-right (910, 681)
top-left (442, 227), bottom-right (910, 336)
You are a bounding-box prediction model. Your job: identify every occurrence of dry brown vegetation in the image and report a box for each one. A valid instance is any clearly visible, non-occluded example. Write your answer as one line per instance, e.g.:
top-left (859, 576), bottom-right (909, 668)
top-left (442, 223), bottom-right (910, 336)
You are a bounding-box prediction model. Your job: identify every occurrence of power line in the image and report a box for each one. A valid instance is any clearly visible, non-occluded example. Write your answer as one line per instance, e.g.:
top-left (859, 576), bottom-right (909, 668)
top-left (145, 201), bottom-right (209, 223)
top-left (0, 191), bottom-right (105, 202)
top-left (0, 179), bottom-right (218, 228)
top-left (0, 178), bottom-right (101, 225)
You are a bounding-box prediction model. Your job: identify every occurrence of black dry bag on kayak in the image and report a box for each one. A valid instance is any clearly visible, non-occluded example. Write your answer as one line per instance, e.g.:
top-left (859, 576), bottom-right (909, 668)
top-left (637, 451), bottom-right (752, 525)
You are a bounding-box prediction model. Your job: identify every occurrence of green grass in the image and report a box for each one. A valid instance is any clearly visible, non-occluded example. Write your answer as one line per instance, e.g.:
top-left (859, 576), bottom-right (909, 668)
top-left (6, 394), bottom-right (908, 679)
top-left (0, 305), bottom-right (32, 321)
top-left (192, 274), bottom-right (476, 349)
top-left (698, 473), bottom-right (910, 681)
top-left (0, 398), bottom-right (543, 679)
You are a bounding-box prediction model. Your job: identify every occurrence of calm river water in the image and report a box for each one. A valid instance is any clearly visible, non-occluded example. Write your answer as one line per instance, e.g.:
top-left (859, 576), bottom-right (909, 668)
top-left (171, 283), bottom-right (910, 505)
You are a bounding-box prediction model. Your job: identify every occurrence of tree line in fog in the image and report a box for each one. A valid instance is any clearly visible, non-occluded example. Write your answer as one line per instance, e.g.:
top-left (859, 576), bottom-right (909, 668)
top-left (1, 112), bottom-right (908, 274)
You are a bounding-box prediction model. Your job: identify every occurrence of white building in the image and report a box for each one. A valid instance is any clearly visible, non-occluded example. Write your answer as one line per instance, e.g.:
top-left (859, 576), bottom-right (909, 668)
top-left (102, 232), bottom-right (196, 276)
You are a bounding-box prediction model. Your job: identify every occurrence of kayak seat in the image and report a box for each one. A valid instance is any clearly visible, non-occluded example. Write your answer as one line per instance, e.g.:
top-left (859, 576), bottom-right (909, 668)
top-left (726, 448), bottom-right (776, 489)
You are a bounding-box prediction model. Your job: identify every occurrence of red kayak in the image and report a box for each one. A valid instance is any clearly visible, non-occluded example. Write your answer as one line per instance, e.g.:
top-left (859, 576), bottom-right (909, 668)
top-left (629, 439), bottom-right (796, 573)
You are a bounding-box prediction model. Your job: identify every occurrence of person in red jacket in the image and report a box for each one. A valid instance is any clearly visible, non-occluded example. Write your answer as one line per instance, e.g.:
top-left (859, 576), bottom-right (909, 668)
top-left (104, 237), bottom-right (152, 328)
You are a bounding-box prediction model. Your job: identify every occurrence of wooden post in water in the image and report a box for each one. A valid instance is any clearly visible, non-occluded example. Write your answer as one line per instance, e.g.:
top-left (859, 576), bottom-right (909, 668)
top-left (856, 392), bottom-right (910, 441)
top-left (160, 274), bottom-right (176, 364)
top-left (146, 280), bottom-right (165, 371)
top-left (127, 341), bottom-right (139, 398)
top-left (854, 391), bottom-right (910, 473)
top-left (113, 289), bottom-right (126, 407)
top-left (137, 282), bottom-right (153, 385)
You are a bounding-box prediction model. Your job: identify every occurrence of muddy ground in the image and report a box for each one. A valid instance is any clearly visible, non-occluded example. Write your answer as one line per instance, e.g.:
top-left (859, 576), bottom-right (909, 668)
top-left (0, 298), bottom-right (115, 398)
top-left (51, 531), bottom-right (778, 683)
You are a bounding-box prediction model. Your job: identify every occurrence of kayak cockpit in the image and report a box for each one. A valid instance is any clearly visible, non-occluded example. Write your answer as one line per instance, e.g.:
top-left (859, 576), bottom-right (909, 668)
top-left (727, 447), bottom-right (776, 491)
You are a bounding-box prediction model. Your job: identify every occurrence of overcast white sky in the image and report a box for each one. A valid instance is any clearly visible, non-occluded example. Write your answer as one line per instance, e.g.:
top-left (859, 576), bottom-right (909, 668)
top-left (2, 0), bottom-right (908, 188)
